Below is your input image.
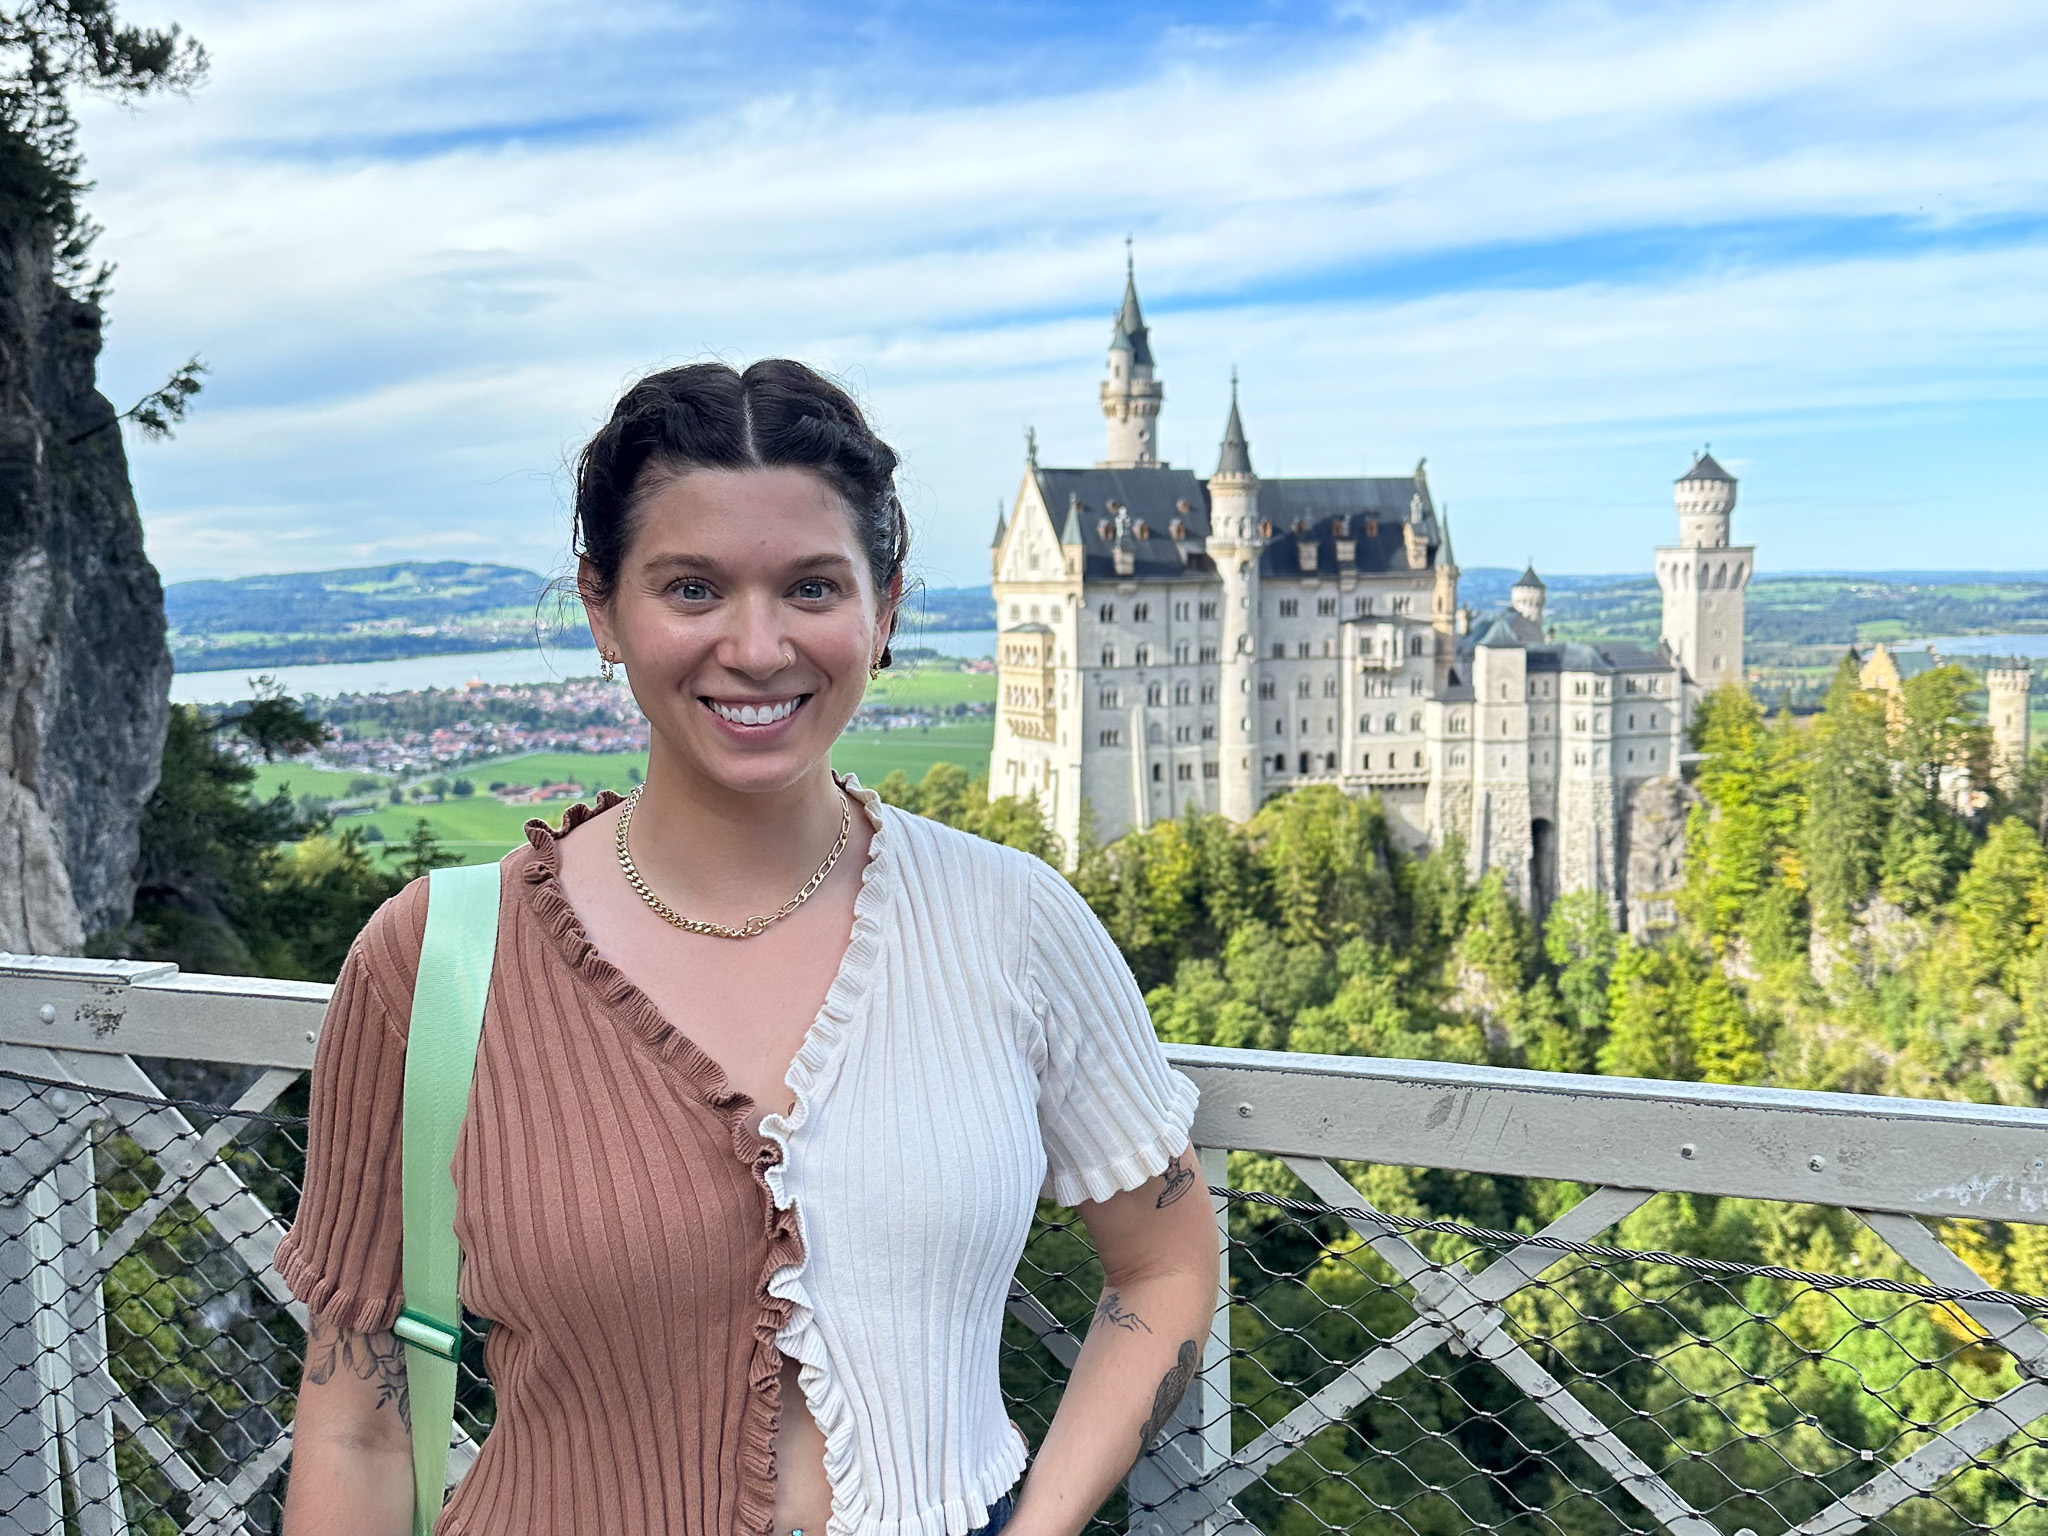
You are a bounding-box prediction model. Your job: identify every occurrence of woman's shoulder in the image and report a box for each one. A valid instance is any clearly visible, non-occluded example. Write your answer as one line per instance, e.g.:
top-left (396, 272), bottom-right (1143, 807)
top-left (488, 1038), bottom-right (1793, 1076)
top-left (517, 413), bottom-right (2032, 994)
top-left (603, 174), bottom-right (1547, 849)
top-left (337, 873), bottom-right (435, 1028)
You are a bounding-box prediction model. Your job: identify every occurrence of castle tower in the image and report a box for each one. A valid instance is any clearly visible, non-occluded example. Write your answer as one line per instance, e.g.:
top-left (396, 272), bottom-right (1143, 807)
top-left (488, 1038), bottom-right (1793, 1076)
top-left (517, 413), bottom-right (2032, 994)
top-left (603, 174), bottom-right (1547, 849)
top-left (1433, 508), bottom-right (1461, 636)
top-left (1987, 661), bottom-right (2035, 790)
top-left (1099, 254), bottom-right (1164, 468)
top-left (1511, 564), bottom-right (1546, 628)
top-left (1205, 377), bottom-right (1264, 821)
top-left (1656, 450), bottom-right (1752, 699)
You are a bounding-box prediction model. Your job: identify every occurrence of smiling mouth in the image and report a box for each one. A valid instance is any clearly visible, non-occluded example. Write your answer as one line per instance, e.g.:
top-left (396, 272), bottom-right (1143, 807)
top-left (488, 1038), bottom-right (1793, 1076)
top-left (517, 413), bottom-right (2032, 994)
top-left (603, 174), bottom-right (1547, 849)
top-left (703, 695), bottom-right (809, 727)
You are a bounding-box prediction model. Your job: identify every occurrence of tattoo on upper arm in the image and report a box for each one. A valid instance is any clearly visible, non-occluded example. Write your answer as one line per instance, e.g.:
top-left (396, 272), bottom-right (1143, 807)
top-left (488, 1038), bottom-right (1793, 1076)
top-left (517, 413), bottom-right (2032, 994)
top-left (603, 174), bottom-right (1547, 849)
top-left (1139, 1339), bottom-right (1201, 1450)
top-left (1093, 1289), bottom-right (1153, 1334)
top-left (304, 1316), bottom-right (412, 1431)
top-left (1155, 1154), bottom-right (1196, 1209)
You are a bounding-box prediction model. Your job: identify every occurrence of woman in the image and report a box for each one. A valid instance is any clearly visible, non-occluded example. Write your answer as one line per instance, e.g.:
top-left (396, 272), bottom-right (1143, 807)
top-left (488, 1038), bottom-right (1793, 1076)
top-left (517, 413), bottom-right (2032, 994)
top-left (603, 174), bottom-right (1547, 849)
top-left (277, 359), bottom-right (1218, 1536)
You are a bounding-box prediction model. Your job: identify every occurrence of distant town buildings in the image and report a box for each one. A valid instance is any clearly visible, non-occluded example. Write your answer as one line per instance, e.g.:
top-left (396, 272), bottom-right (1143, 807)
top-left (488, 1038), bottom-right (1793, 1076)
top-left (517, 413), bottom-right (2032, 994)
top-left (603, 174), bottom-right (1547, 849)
top-left (991, 260), bottom-right (1751, 922)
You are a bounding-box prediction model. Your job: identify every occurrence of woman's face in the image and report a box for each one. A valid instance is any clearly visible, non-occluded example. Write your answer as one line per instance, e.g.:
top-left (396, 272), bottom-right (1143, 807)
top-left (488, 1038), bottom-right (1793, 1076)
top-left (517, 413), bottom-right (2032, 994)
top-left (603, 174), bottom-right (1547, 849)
top-left (584, 467), bottom-right (894, 797)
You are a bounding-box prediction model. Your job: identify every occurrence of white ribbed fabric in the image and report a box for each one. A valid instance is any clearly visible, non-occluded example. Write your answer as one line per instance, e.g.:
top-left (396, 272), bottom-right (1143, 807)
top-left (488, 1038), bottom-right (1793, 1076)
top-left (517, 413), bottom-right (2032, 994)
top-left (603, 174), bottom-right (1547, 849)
top-left (760, 782), bottom-right (1199, 1536)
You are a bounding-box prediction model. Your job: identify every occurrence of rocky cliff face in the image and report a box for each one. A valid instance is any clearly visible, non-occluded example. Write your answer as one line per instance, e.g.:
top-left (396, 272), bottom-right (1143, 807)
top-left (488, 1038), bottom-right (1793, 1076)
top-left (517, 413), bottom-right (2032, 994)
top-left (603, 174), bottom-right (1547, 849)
top-left (0, 219), bottom-right (171, 954)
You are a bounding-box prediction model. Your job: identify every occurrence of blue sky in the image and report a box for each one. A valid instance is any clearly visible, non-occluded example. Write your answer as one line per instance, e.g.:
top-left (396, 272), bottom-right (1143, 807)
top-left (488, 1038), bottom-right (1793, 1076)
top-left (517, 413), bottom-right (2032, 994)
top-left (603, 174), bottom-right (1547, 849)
top-left (83, 0), bottom-right (2048, 591)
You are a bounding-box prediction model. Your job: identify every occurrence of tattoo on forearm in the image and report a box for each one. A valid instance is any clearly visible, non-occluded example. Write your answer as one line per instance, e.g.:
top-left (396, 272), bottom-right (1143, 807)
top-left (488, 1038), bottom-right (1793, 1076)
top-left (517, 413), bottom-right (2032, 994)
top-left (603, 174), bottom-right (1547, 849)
top-left (1093, 1288), bottom-right (1153, 1334)
top-left (1138, 1339), bottom-right (1200, 1451)
top-left (1155, 1155), bottom-right (1195, 1209)
top-left (304, 1316), bottom-right (412, 1430)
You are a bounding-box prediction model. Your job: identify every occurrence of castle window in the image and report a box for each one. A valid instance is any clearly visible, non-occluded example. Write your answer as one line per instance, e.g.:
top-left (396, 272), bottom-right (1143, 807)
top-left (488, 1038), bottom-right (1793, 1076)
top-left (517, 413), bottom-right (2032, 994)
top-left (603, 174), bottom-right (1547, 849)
top-left (1297, 679), bottom-right (1312, 699)
top-left (1413, 752), bottom-right (1422, 768)
top-left (1101, 646), bottom-right (1117, 667)
top-left (1408, 635), bottom-right (1424, 657)
top-left (1574, 716), bottom-right (1586, 731)
top-left (1357, 596), bottom-right (1372, 615)
top-left (1259, 680), bottom-right (1276, 700)
top-left (1009, 604), bottom-right (1020, 621)
top-left (1392, 596), bottom-right (1411, 615)
top-left (1133, 602), bottom-right (1152, 622)
top-left (1574, 681), bottom-right (1588, 696)
top-left (1099, 603), bottom-right (1115, 623)
top-left (1174, 642), bottom-right (1190, 664)
top-left (1300, 718), bottom-right (1310, 734)
top-left (1272, 754), bottom-right (1287, 772)
top-left (1649, 747), bottom-right (1657, 761)
top-left (1410, 712), bottom-right (1422, 731)
top-left (1649, 713), bottom-right (1658, 728)
top-left (1626, 678), bottom-right (1638, 693)
top-left (1272, 643), bottom-right (1285, 659)
top-left (1628, 714), bottom-right (1635, 729)
top-left (1153, 763), bottom-right (1163, 781)
top-left (1030, 606), bottom-right (1040, 620)
top-left (1299, 752), bottom-right (1311, 774)
top-left (1451, 751), bottom-right (1465, 767)
top-left (1384, 713), bottom-right (1397, 732)
top-left (1135, 644), bottom-right (1152, 665)
top-left (1323, 639), bottom-right (1333, 657)
top-left (1147, 683), bottom-right (1164, 706)
top-left (1176, 724), bottom-right (1191, 743)
top-left (1174, 601), bottom-right (1190, 621)
top-left (1317, 597), bottom-right (1337, 616)
top-left (1279, 598), bottom-right (1300, 617)
top-left (1628, 749), bottom-right (1635, 762)
top-left (1594, 680), bottom-right (1607, 696)
top-left (1201, 683), bottom-right (1216, 703)
top-left (1199, 601), bottom-right (1217, 620)
top-left (1324, 753), bottom-right (1337, 770)
top-left (1323, 677), bottom-right (1338, 698)
top-left (1200, 644), bottom-right (1218, 663)
top-left (1297, 642), bottom-right (1311, 658)
top-left (1098, 687), bottom-right (1120, 707)
top-left (1274, 719), bottom-right (1284, 736)
top-left (1202, 723), bottom-right (1216, 740)
top-left (1175, 682), bottom-right (1191, 705)
top-left (1411, 678), bottom-right (1424, 696)
top-left (1176, 763), bottom-right (1193, 781)
top-left (1099, 729), bottom-right (1122, 747)
top-left (1202, 761), bottom-right (1218, 779)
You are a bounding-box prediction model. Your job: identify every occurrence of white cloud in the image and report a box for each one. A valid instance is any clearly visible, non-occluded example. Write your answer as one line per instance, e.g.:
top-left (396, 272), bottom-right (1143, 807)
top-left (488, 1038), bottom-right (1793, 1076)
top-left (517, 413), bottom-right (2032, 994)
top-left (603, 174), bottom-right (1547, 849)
top-left (78, 0), bottom-right (2048, 585)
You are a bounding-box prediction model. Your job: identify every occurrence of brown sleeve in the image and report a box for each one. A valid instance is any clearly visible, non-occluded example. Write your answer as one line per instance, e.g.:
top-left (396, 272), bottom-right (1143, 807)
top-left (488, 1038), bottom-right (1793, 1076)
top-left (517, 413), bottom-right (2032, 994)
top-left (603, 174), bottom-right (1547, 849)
top-left (275, 878), bottom-right (430, 1333)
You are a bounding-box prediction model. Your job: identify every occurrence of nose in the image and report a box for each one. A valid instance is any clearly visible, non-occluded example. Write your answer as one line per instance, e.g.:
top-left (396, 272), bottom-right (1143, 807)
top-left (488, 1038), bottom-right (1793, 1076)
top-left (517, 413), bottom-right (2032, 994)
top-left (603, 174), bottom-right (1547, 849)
top-left (718, 589), bottom-right (793, 680)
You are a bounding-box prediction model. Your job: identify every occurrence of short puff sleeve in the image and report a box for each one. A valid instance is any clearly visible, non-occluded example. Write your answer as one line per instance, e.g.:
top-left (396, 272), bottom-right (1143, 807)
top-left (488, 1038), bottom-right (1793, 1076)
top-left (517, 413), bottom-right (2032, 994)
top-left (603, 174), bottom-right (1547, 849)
top-left (1027, 860), bottom-right (1200, 1206)
top-left (273, 879), bottom-right (429, 1333)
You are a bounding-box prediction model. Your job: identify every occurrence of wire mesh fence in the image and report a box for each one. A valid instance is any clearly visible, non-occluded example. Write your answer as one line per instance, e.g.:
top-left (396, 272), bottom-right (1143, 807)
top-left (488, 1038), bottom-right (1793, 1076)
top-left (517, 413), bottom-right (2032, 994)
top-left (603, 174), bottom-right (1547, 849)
top-left (7, 1063), bottom-right (2048, 1536)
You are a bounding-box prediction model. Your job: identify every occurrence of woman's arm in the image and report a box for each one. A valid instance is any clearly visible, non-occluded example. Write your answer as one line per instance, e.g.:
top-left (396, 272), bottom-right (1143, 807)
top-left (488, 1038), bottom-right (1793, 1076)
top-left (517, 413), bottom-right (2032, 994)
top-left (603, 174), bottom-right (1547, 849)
top-left (282, 1312), bottom-right (416, 1536)
top-left (1007, 1144), bottom-right (1221, 1536)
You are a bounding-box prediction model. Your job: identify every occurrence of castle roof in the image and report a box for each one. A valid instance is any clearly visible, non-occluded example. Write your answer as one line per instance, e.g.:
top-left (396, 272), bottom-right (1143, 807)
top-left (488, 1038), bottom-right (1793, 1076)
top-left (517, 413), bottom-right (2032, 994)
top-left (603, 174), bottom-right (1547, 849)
top-left (1475, 613), bottom-right (1521, 649)
top-left (1033, 466), bottom-right (1211, 580)
top-left (990, 504), bottom-right (1008, 549)
top-left (1216, 381), bottom-right (1252, 478)
top-left (1107, 261), bottom-right (1155, 369)
top-left (1254, 477), bottom-right (1443, 580)
top-left (1678, 451), bottom-right (1734, 484)
top-left (1514, 564), bottom-right (1545, 589)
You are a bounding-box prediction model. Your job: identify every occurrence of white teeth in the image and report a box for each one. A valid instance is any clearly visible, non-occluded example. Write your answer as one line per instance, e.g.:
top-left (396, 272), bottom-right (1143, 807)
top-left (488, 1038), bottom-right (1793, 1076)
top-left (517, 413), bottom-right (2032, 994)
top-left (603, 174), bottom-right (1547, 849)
top-left (711, 697), bottom-right (801, 726)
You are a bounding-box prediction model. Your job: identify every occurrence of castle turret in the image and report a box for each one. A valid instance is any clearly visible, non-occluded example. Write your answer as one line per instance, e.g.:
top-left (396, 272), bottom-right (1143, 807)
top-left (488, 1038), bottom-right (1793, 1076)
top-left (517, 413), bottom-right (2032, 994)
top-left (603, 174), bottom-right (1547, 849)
top-left (1205, 376), bottom-right (1264, 821)
top-left (1656, 449), bottom-right (1752, 703)
top-left (1099, 253), bottom-right (1164, 469)
top-left (1511, 564), bottom-right (1546, 628)
top-left (1988, 661), bottom-right (2035, 791)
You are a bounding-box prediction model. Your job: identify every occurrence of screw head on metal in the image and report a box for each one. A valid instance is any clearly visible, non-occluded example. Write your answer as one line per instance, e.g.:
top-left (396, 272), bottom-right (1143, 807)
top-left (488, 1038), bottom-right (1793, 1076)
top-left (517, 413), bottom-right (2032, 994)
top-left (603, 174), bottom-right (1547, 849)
top-left (305, 1030), bottom-right (319, 1044)
top-left (1236, 1102), bottom-right (1254, 1118)
top-left (1680, 1144), bottom-right (1697, 1159)
top-left (1808, 1155), bottom-right (1827, 1172)
top-left (38, 1002), bottom-right (57, 1023)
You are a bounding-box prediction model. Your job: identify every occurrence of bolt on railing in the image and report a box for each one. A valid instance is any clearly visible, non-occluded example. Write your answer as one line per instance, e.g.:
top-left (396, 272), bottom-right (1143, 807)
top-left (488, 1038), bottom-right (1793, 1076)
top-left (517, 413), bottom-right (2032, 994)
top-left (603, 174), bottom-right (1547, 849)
top-left (6, 953), bottom-right (2048, 1536)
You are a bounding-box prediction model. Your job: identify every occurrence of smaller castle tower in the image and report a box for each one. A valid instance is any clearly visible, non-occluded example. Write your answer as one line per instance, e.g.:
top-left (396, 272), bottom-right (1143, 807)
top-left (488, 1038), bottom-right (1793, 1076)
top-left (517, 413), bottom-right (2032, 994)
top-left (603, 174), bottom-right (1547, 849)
top-left (1206, 376), bottom-right (1264, 821)
top-left (1511, 565), bottom-right (1546, 629)
top-left (1099, 253), bottom-right (1164, 468)
top-left (1987, 661), bottom-right (2035, 790)
top-left (1657, 450), bottom-right (1752, 706)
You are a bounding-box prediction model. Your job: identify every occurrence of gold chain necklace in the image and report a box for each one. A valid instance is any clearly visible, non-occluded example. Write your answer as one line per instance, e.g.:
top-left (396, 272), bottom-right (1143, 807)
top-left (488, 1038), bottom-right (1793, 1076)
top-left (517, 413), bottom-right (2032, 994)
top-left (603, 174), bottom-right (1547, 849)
top-left (614, 783), bottom-right (852, 940)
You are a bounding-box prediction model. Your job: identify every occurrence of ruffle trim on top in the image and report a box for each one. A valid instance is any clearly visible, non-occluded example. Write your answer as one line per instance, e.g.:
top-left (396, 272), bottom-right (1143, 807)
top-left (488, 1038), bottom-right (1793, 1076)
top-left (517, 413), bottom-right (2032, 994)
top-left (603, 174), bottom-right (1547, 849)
top-left (1041, 1069), bottom-right (1202, 1209)
top-left (514, 790), bottom-right (813, 1536)
top-left (759, 775), bottom-right (894, 1536)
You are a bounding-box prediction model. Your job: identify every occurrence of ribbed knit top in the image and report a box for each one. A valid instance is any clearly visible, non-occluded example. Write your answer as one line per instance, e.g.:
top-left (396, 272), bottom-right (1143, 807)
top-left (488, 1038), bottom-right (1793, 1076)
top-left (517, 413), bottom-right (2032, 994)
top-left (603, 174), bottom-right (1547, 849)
top-left (278, 780), bottom-right (1199, 1536)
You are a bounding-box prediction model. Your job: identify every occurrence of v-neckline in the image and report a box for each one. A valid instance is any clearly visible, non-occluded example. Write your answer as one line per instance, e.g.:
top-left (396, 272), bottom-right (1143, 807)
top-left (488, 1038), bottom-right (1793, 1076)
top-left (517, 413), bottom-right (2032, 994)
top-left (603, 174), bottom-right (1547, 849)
top-left (515, 779), bottom-right (894, 1165)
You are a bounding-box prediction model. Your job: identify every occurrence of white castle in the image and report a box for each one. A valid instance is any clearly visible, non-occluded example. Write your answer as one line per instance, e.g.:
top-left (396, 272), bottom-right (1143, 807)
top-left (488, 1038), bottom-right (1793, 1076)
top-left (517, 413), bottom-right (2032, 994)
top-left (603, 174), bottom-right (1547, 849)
top-left (989, 262), bottom-right (1753, 920)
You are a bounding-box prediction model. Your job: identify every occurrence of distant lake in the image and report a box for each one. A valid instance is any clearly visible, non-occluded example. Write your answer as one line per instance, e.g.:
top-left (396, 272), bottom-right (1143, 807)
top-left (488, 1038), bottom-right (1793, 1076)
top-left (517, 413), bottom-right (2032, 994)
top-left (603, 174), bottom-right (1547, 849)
top-left (170, 628), bottom-right (1001, 705)
top-left (1916, 634), bottom-right (2048, 660)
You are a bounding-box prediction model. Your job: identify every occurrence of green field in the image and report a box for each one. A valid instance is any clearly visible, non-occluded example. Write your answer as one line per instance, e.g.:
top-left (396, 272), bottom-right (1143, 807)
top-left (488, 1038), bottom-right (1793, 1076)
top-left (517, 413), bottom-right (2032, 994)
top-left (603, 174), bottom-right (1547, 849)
top-left (326, 721), bottom-right (994, 867)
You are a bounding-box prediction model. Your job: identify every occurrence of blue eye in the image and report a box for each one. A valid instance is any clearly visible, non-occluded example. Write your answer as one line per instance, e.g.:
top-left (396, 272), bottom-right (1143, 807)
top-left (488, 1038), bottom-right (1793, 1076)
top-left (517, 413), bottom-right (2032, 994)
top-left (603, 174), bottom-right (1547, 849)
top-left (673, 579), bottom-right (712, 601)
top-left (795, 579), bottom-right (834, 601)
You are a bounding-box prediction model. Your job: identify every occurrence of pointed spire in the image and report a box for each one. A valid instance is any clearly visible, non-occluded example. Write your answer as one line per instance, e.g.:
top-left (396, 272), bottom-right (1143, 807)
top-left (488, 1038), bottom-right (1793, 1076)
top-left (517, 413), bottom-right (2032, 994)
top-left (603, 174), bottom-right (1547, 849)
top-left (1024, 424), bottom-right (1037, 466)
top-left (990, 498), bottom-right (1008, 550)
top-left (1438, 504), bottom-right (1457, 570)
top-left (1107, 246), bottom-right (1154, 368)
top-left (1215, 369), bottom-right (1252, 478)
top-left (1059, 493), bottom-right (1086, 546)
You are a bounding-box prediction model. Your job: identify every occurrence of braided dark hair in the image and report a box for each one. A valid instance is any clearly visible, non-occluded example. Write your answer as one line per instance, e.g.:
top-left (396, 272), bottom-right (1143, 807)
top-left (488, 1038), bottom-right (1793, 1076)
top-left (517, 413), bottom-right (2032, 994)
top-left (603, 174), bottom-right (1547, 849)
top-left (574, 359), bottom-right (910, 666)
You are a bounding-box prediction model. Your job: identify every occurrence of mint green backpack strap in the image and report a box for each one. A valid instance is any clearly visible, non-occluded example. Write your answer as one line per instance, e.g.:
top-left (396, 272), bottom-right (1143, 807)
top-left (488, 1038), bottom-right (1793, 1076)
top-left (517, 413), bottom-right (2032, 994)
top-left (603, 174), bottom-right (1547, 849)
top-left (399, 861), bottom-right (502, 1536)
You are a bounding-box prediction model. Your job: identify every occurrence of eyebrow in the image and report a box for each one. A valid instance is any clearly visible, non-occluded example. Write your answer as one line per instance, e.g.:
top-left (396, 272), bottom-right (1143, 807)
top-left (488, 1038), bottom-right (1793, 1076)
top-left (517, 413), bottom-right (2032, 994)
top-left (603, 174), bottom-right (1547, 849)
top-left (641, 552), bottom-right (859, 576)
